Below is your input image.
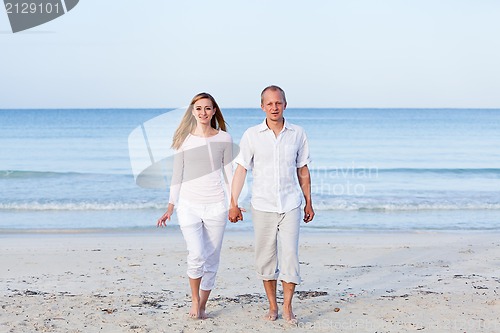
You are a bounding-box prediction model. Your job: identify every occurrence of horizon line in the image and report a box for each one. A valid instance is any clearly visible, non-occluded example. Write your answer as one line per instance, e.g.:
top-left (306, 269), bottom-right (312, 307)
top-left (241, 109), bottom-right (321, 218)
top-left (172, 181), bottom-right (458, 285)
top-left (1, 107), bottom-right (500, 111)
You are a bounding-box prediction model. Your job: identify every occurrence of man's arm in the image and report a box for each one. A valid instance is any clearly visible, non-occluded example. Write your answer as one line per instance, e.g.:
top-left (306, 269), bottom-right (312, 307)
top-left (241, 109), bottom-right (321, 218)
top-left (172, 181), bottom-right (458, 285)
top-left (228, 164), bottom-right (247, 222)
top-left (297, 165), bottom-right (314, 223)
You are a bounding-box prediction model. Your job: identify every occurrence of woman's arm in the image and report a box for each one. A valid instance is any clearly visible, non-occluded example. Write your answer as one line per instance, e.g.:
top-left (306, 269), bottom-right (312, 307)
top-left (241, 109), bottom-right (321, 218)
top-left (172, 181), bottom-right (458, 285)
top-left (228, 164), bottom-right (247, 222)
top-left (168, 148), bottom-right (184, 206)
top-left (222, 139), bottom-right (234, 207)
top-left (158, 148), bottom-right (184, 227)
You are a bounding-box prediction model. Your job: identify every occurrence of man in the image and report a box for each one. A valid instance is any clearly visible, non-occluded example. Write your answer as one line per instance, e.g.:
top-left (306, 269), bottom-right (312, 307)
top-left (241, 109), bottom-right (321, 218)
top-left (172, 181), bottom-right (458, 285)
top-left (228, 85), bottom-right (314, 324)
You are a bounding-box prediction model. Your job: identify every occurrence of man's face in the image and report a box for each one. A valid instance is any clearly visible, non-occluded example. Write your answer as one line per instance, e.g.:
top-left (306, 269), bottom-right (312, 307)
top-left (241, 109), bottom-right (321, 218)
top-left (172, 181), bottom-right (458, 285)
top-left (261, 89), bottom-right (287, 122)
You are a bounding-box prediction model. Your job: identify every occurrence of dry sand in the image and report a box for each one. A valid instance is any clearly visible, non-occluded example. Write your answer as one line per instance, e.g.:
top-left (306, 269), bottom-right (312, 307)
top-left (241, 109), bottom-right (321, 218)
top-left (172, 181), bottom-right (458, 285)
top-left (1, 229), bottom-right (499, 332)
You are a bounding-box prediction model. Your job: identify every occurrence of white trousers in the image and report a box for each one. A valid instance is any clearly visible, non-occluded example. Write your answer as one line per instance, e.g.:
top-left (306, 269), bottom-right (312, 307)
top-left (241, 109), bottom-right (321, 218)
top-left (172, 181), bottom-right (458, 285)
top-left (177, 200), bottom-right (227, 291)
top-left (251, 206), bottom-right (302, 285)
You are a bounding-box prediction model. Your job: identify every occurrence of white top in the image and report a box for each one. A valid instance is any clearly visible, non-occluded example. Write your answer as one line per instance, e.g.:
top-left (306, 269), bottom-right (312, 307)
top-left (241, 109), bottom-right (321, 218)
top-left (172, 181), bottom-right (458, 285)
top-left (235, 119), bottom-right (311, 213)
top-left (168, 130), bottom-right (233, 206)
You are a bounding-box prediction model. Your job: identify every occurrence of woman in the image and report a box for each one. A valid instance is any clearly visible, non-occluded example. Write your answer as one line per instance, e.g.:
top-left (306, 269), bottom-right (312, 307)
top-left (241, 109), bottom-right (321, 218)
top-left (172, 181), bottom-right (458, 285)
top-left (157, 92), bottom-right (233, 320)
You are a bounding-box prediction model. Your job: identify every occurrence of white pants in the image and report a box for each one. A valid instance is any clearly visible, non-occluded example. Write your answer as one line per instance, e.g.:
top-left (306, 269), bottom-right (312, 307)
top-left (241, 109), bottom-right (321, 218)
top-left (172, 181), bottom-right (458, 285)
top-left (177, 200), bottom-right (227, 291)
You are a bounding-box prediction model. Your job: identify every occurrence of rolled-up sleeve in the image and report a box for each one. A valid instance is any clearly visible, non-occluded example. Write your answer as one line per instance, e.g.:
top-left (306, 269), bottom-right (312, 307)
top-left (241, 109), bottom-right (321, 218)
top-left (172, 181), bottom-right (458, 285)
top-left (234, 130), bottom-right (253, 170)
top-left (296, 131), bottom-right (311, 168)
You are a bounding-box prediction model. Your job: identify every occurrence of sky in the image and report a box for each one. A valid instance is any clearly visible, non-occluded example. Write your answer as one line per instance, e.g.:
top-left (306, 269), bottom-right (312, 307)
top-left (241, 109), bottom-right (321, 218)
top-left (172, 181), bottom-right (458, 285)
top-left (1, 0), bottom-right (500, 109)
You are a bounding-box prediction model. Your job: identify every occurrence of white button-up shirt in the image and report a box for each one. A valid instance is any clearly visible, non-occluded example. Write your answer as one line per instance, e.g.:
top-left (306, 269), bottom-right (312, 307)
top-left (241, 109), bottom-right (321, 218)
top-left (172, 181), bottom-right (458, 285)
top-left (235, 119), bottom-right (311, 213)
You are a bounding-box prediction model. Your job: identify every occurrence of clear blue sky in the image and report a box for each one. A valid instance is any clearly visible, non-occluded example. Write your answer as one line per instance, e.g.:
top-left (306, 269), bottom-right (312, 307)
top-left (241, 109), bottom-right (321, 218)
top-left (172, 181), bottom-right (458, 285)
top-left (1, 0), bottom-right (499, 108)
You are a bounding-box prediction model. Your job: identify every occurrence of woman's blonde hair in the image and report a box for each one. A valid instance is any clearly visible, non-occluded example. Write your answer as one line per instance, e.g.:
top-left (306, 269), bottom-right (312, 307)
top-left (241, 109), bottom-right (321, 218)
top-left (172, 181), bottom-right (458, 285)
top-left (171, 92), bottom-right (227, 149)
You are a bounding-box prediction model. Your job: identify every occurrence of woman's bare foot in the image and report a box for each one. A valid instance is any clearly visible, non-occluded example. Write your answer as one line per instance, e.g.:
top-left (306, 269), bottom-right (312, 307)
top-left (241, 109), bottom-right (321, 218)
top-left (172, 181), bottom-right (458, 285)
top-left (199, 289), bottom-right (211, 320)
top-left (264, 309), bottom-right (278, 321)
top-left (188, 301), bottom-right (200, 319)
top-left (199, 308), bottom-right (208, 320)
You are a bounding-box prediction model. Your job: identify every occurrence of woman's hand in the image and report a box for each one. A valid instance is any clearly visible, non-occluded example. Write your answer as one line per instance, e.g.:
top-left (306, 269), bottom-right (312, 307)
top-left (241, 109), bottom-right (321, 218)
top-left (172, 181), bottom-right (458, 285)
top-left (228, 206), bottom-right (245, 223)
top-left (157, 203), bottom-right (174, 227)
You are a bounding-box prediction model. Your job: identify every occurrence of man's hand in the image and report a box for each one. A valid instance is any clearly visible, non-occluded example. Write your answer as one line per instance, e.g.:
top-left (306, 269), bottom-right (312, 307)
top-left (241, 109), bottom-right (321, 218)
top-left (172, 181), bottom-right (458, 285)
top-left (228, 206), bottom-right (244, 223)
top-left (303, 203), bottom-right (315, 223)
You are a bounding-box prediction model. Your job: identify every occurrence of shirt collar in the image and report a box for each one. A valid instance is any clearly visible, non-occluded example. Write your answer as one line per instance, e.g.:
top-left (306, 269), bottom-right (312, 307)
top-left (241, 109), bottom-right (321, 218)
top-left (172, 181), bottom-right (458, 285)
top-left (258, 118), bottom-right (294, 132)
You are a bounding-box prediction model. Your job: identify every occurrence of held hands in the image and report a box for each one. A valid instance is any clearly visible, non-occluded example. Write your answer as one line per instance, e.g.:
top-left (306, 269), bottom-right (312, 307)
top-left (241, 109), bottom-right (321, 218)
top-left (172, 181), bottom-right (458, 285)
top-left (228, 206), bottom-right (245, 223)
top-left (157, 203), bottom-right (174, 227)
top-left (303, 203), bottom-right (315, 223)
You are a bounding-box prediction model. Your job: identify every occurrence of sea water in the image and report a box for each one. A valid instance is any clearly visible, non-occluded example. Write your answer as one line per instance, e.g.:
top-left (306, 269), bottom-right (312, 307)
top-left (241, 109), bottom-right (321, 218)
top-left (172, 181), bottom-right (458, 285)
top-left (1, 108), bottom-right (499, 231)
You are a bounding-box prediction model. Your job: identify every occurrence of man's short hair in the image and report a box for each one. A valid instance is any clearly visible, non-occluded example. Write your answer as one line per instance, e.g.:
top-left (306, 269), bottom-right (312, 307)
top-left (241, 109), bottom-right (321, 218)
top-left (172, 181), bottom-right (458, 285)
top-left (261, 85), bottom-right (287, 104)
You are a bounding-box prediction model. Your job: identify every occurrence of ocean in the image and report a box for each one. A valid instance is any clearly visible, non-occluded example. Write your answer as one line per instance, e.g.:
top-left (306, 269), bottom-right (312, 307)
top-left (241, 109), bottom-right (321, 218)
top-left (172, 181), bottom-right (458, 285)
top-left (1, 108), bottom-right (500, 232)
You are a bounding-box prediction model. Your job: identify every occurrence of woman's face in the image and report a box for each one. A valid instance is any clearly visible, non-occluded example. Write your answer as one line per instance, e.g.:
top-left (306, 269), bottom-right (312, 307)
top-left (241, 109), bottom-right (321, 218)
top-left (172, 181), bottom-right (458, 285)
top-left (192, 98), bottom-right (215, 126)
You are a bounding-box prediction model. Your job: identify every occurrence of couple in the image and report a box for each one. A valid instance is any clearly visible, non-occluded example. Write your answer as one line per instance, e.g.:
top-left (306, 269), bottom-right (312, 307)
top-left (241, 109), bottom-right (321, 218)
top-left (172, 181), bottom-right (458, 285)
top-left (157, 86), bottom-right (315, 324)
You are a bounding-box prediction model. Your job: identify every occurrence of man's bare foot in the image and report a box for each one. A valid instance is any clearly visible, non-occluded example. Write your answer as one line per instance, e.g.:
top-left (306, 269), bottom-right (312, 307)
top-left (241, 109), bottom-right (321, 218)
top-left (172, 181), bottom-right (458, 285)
top-left (188, 301), bottom-right (200, 319)
top-left (283, 307), bottom-right (298, 325)
top-left (264, 309), bottom-right (278, 321)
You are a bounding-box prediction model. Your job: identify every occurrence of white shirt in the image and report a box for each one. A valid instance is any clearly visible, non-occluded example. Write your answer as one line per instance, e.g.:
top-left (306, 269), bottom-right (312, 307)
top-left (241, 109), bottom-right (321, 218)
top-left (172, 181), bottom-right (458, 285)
top-left (169, 130), bottom-right (233, 206)
top-left (235, 119), bottom-right (311, 213)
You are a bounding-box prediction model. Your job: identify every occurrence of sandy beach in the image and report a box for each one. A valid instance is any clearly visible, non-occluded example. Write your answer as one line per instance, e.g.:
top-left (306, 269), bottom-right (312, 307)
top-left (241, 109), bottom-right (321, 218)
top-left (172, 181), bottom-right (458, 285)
top-left (1, 229), bottom-right (499, 333)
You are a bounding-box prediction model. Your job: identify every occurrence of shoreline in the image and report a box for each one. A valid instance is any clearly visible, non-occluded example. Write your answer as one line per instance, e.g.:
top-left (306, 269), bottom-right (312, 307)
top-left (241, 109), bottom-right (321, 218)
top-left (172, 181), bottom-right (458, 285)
top-left (3, 206), bottom-right (500, 232)
top-left (2, 224), bottom-right (500, 237)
